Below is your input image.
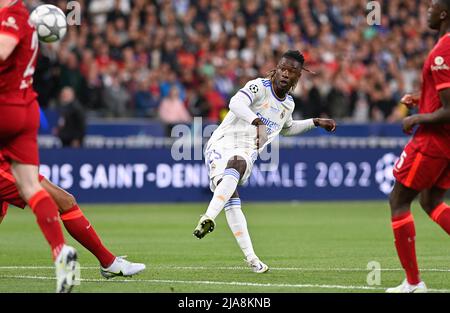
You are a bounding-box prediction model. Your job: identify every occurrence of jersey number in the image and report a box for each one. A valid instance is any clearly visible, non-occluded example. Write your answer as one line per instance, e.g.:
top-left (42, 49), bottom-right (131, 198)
top-left (20, 30), bottom-right (38, 89)
top-left (395, 151), bottom-right (407, 171)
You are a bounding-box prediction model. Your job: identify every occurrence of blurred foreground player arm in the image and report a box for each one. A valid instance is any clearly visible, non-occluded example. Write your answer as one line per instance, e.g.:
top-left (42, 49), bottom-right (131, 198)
top-left (403, 90), bottom-right (450, 134)
top-left (280, 114), bottom-right (336, 136)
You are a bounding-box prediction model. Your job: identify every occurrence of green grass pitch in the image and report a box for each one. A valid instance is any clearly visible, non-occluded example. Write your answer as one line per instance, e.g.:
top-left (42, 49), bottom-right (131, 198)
top-left (0, 201), bottom-right (448, 293)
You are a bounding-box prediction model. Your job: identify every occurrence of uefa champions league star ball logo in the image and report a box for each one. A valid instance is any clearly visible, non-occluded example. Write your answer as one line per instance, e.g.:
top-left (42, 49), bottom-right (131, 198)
top-left (249, 84), bottom-right (259, 94)
top-left (375, 153), bottom-right (398, 195)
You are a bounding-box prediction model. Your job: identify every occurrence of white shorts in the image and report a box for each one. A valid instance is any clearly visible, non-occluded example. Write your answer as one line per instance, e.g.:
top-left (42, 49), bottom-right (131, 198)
top-left (204, 140), bottom-right (258, 192)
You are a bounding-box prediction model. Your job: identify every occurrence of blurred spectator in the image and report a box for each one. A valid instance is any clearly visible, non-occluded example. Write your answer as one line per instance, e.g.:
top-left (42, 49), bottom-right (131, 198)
top-left (186, 87), bottom-right (210, 118)
top-left (102, 75), bottom-right (130, 117)
top-left (134, 78), bottom-right (160, 118)
top-left (203, 79), bottom-right (226, 122)
top-left (55, 87), bottom-right (86, 148)
top-left (158, 86), bottom-right (192, 136)
top-left (102, 62), bottom-right (130, 117)
top-left (34, 0), bottom-right (433, 124)
top-left (59, 51), bottom-right (84, 96)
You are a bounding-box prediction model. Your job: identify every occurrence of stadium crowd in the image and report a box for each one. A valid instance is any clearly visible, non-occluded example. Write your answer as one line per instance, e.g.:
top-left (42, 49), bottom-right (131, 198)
top-left (34, 0), bottom-right (433, 125)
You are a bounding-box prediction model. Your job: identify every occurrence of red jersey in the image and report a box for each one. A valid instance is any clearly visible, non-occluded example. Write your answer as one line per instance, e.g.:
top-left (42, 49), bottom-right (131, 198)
top-left (411, 34), bottom-right (450, 159)
top-left (0, 0), bottom-right (38, 106)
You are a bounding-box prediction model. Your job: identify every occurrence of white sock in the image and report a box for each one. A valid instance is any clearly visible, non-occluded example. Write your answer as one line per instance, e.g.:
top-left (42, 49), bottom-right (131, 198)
top-left (205, 168), bottom-right (240, 220)
top-left (224, 198), bottom-right (257, 261)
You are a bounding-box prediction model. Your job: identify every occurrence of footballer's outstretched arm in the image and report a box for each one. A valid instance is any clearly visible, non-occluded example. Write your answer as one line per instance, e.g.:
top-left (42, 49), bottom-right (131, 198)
top-left (281, 117), bottom-right (336, 136)
top-left (402, 88), bottom-right (450, 134)
top-left (0, 34), bottom-right (19, 62)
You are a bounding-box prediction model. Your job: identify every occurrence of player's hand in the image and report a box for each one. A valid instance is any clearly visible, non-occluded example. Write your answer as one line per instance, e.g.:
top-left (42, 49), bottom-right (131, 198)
top-left (252, 118), bottom-right (268, 149)
top-left (402, 115), bottom-right (421, 135)
top-left (400, 94), bottom-right (420, 108)
top-left (313, 118), bottom-right (337, 132)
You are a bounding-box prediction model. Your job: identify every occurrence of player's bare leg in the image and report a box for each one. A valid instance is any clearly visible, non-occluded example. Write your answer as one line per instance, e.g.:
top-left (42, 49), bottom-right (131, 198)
top-left (386, 181), bottom-right (427, 293)
top-left (11, 162), bottom-right (78, 293)
top-left (420, 187), bottom-right (450, 235)
top-left (40, 178), bottom-right (146, 278)
top-left (194, 156), bottom-right (246, 239)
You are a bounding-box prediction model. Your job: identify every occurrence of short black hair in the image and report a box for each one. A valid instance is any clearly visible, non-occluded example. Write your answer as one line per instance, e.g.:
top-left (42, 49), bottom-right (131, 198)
top-left (282, 50), bottom-right (305, 66)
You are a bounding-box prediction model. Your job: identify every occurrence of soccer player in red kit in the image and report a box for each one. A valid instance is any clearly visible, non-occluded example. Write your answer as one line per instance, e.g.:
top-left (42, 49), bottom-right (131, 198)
top-left (0, 0), bottom-right (77, 292)
top-left (387, 0), bottom-right (450, 293)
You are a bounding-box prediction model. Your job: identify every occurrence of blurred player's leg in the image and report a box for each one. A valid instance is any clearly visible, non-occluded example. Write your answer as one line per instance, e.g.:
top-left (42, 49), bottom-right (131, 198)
top-left (41, 178), bottom-right (115, 267)
top-left (1, 102), bottom-right (78, 293)
top-left (12, 162), bottom-right (66, 259)
top-left (224, 197), bottom-right (268, 273)
top-left (194, 157), bottom-right (246, 239)
top-left (429, 202), bottom-right (450, 234)
top-left (40, 178), bottom-right (146, 278)
top-left (12, 162), bottom-right (78, 293)
top-left (387, 181), bottom-right (425, 292)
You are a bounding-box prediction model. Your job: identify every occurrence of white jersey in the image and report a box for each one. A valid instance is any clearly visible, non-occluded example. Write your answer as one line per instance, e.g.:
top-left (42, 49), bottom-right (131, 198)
top-left (208, 77), bottom-right (295, 151)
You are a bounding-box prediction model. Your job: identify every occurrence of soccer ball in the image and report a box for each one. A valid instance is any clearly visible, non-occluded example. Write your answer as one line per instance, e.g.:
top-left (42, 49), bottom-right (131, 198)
top-left (30, 4), bottom-right (67, 43)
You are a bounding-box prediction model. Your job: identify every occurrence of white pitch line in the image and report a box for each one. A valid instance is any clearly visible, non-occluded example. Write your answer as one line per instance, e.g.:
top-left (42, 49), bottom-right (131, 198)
top-left (1, 265), bottom-right (450, 272)
top-left (0, 274), bottom-right (383, 291)
top-left (1, 275), bottom-right (449, 292)
top-left (153, 266), bottom-right (450, 273)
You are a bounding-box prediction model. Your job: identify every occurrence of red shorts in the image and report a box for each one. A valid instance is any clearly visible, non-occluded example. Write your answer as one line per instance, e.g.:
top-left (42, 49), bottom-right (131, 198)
top-left (0, 101), bottom-right (40, 165)
top-left (394, 143), bottom-right (450, 191)
top-left (0, 157), bottom-right (45, 211)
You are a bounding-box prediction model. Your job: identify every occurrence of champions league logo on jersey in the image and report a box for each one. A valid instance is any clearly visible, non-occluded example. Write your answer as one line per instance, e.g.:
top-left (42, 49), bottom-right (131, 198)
top-left (249, 84), bottom-right (259, 94)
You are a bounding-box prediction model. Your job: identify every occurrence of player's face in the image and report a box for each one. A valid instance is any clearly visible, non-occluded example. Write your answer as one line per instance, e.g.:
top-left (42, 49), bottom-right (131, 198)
top-left (274, 57), bottom-right (302, 91)
top-left (427, 0), bottom-right (448, 30)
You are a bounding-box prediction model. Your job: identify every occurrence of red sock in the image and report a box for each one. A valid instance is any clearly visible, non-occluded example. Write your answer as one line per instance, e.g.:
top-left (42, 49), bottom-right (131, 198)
top-left (391, 212), bottom-right (420, 285)
top-left (60, 205), bottom-right (115, 268)
top-left (430, 203), bottom-right (450, 235)
top-left (29, 190), bottom-right (65, 260)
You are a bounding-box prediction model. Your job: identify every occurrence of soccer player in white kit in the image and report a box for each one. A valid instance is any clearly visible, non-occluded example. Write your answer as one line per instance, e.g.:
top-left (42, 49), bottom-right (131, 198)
top-left (193, 50), bottom-right (336, 273)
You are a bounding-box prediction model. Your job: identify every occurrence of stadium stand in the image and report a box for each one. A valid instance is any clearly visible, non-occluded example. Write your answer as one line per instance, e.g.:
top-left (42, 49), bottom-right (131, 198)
top-left (34, 0), bottom-right (431, 138)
